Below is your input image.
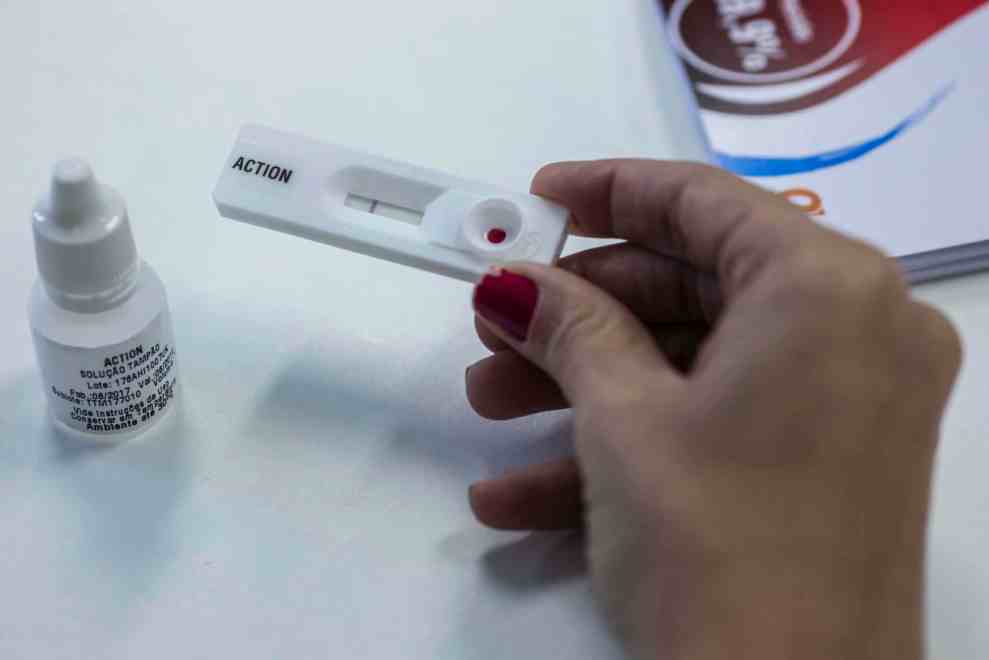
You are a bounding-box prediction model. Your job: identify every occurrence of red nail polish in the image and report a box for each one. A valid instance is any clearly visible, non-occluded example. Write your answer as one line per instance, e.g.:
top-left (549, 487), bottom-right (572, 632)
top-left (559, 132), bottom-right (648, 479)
top-left (473, 270), bottom-right (538, 341)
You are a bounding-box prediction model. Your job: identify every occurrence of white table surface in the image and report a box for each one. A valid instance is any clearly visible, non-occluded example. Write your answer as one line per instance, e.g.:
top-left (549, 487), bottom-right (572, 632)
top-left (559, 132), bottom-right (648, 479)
top-left (1, 2), bottom-right (986, 658)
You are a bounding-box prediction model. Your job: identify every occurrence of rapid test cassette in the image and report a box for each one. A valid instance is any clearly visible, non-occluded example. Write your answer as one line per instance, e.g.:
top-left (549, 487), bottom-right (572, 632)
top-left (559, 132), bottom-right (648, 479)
top-left (212, 125), bottom-right (570, 281)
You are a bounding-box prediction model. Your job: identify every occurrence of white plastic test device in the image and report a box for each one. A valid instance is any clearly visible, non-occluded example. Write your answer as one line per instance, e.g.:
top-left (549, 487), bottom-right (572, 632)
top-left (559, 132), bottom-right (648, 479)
top-left (212, 125), bottom-right (570, 281)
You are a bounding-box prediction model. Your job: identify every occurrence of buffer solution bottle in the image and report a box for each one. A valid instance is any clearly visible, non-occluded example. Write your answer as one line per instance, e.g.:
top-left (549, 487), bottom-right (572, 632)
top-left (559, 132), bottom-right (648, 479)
top-left (29, 159), bottom-right (179, 442)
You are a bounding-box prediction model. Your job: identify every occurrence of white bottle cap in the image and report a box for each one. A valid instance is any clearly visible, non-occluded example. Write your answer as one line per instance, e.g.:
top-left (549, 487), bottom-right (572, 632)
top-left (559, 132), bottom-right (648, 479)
top-left (32, 159), bottom-right (140, 313)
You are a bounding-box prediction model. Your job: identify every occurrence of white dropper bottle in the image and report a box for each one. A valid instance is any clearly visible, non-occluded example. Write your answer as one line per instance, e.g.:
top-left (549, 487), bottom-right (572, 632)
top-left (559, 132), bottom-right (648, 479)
top-left (29, 159), bottom-right (179, 442)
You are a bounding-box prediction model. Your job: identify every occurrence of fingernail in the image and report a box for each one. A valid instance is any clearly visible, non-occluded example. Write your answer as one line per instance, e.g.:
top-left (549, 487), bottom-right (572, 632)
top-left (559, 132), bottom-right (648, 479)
top-left (467, 483), bottom-right (484, 512)
top-left (472, 270), bottom-right (538, 341)
top-left (468, 481), bottom-right (493, 515)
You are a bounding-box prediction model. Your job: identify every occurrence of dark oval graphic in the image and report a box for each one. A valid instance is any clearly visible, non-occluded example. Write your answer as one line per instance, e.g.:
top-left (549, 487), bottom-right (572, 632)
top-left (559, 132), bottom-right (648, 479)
top-left (669, 0), bottom-right (859, 83)
top-left (663, 0), bottom-right (985, 115)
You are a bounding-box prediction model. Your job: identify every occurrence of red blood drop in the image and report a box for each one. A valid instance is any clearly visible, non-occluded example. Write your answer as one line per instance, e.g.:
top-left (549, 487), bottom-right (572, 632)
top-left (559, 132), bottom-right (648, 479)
top-left (486, 228), bottom-right (507, 244)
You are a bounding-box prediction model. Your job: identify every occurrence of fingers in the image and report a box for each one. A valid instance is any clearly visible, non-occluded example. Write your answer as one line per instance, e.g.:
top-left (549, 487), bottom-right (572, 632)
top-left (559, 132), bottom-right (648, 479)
top-left (466, 350), bottom-right (567, 420)
top-left (472, 264), bottom-right (680, 407)
top-left (531, 160), bottom-right (825, 295)
top-left (653, 323), bottom-right (708, 372)
top-left (469, 457), bottom-right (583, 530)
top-left (473, 243), bottom-right (719, 354)
top-left (475, 314), bottom-right (510, 352)
top-left (906, 300), bottom-right (964, 397)
top-left (559, 242), bottom-right (721, 324)
top-left (467, 323), bottom-right (707, 419)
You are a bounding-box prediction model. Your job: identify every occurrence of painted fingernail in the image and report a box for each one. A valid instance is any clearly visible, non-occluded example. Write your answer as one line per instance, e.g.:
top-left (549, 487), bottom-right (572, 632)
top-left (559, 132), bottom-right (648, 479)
top-left (468, 481), bottom-right (494, 517)
top-left (467, 482), bottom-right (485, 511)
top-left (472, 270), bottom-right (538, 341)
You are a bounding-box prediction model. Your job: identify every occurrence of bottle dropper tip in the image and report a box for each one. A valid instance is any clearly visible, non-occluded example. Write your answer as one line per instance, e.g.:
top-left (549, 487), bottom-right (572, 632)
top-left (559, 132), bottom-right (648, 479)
top-left (51, 158), bottom-right (97, 221)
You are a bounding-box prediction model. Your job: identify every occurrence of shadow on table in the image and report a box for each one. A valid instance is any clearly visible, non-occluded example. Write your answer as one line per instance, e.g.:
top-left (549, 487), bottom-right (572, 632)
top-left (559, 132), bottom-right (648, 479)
top-left (246, 328), bottom-right (575, 480)
top-left (0, 371), bottom-right (194, 631)
top-left (438, 527), bottom-right (617, 659)
top-left (54, 400), bottom-right (192, 604)
top-left (482, 530), bottom-right (587, 593)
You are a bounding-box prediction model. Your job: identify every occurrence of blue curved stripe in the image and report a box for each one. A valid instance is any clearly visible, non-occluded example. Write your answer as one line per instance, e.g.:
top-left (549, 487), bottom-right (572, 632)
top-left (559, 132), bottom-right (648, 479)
top-left (714, 85), bottom-right (955, 177)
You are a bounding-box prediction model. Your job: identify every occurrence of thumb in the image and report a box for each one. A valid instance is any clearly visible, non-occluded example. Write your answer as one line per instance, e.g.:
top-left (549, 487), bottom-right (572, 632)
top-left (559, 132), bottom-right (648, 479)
top-left (472, 264), bottom-right (680, 407)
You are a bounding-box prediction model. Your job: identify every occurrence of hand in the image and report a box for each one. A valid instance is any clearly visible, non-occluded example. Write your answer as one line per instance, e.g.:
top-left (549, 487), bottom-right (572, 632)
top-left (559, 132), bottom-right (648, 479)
top-left (464, 160), bottom-right (962, 660)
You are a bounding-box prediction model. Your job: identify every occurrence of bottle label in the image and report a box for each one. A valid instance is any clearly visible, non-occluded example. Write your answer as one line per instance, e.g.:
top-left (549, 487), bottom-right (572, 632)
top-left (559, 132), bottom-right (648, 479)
top-left (33, 312), bottom-right (178, 436)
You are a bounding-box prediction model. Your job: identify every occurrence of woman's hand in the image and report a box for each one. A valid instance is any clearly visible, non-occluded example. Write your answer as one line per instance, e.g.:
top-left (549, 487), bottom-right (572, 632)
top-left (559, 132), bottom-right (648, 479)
top-left (464, 160), bottom-right (961, 660)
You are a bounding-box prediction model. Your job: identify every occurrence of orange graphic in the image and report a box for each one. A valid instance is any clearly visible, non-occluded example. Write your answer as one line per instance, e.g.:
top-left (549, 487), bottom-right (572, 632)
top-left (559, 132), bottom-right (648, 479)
top-left (780, 188), bottom-right (826, 216)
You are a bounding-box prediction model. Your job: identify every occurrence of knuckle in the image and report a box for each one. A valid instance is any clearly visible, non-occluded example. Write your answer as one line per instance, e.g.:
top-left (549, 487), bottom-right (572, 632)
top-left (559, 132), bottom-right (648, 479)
top-left (770, 258), bottom-right (837, 305)
top-left (774, 242), bottom-right (905, 309)
top-left (853, 248), bottom-right (906, 297)
top-left (677, 165), bottom-right (739, 210)
top-left (917, 304), bottom-right (964, 375)
top-left (665, 165), bottom-right (754, 253)
top-left (677, 163), bottom-right (785, 216)
top-left (681, 163), bottom-right (733, 192)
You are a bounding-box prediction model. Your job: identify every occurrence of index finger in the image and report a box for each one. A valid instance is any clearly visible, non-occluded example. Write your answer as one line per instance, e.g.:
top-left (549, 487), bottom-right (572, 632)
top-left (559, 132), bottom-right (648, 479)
top-left (531, 159), bottom-right (827, 293)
